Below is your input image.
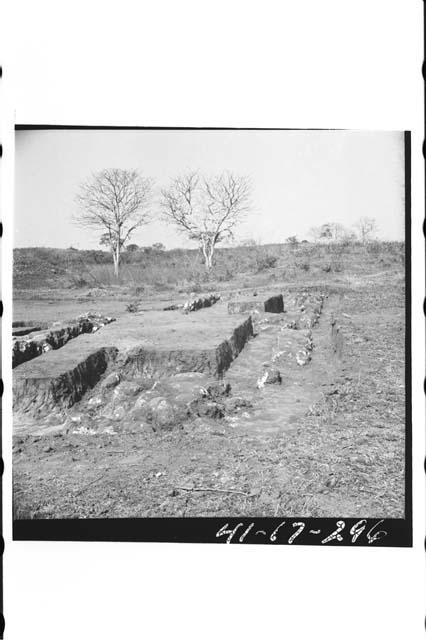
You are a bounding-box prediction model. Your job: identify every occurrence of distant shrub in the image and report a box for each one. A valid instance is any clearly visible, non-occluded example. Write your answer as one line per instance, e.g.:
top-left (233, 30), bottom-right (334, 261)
top-left (295, 260), bottom-right (310, 272)
top-left (255, 252), bottom-right (278, 272)
top-left (189, 282), bottom-right (203, 293)
top-left (295, 244), bottom-right (322, 258)
top-left (332, 260), bottom-right (344, 272)
top-left (126, 244), bottom-right (140, 253)
top-left (152, 242), bottom-right (166, 251)
top-left (70, 276), bottom-right (89, 287)
top-left (285, 236), bottom-right (298, 245)
top-left (366, 241), bottom-right (381, 254)
top-left (153, 281), bottom-right (173, 292)
top-left (216, 268), bottom-right (234, 282)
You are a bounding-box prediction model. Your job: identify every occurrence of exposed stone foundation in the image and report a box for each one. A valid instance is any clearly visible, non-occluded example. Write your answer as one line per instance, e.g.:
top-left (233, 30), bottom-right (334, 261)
top-left (228, 294), bottom-right (284, 315)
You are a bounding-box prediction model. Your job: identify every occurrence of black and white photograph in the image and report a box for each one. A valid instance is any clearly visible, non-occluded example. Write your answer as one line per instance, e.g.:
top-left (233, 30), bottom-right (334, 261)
top-left (2, 1), bottom-right (424, 638)
top-left (12, 127), bottom-right (411, 543)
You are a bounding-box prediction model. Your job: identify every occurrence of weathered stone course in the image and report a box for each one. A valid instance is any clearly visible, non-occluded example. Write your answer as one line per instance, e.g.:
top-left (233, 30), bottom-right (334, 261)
top-left (228, 294), bottom-right (284, 315)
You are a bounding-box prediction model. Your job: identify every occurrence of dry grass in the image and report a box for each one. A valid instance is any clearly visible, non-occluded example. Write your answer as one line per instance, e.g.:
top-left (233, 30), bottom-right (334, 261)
top-left (13, 242), bottom-right (404, 292)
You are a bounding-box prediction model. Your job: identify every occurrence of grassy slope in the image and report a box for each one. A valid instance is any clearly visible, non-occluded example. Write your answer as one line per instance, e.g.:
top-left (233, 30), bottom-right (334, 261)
top-left (13, 241), bottom-right (404, 293)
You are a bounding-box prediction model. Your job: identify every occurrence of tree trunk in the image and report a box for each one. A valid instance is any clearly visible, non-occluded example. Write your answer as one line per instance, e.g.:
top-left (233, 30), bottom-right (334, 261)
top-left (206, 253), bottom-right (213, 271)
top-left (201, 238), bottom-right (215, 271)
top-left (113, 245), bottom-right (120, 278)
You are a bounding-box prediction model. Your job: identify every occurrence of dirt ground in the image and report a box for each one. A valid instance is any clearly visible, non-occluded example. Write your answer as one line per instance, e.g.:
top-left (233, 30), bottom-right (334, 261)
top-left (13, 269), bottom-right (406, 519)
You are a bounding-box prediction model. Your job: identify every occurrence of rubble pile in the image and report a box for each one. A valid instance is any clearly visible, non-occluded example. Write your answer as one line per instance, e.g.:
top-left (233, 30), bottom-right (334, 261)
top-left (182, 293), bottom-right (220, 313)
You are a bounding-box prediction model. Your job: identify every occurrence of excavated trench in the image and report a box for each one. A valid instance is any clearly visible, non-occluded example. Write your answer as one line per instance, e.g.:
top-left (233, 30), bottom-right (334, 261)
top-left (13, 291), bottom-right (345, 436)
top-left (13, 304), bottom-right (254, 426)
top-left (12, 314), bottom-right (116, 368)
top-left (13, 346), bottom-right (118, 417)
top-left (222, 292), bottom-right (344, 435)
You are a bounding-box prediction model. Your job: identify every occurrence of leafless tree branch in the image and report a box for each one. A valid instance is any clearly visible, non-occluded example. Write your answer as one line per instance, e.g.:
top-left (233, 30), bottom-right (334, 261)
top-left (74, 169), bottom-right (153, 277)
top-left (161, 171), bottom-right (252, 270)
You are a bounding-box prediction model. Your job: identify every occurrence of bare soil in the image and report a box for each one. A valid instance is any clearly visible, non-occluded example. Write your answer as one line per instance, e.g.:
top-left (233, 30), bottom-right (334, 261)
top-left (12, 266), bottom-right (406, 520)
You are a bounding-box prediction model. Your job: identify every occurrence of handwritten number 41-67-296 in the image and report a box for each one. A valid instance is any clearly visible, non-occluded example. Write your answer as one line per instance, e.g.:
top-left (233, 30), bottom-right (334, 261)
top-left (216, 519), bottom-right (387, 545)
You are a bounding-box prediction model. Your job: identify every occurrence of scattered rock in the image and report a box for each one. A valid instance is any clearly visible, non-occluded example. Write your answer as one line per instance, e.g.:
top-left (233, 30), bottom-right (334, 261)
top-left (193, 400), bottom-right (225, 419)
top-left (150, 398), bottom-right (177, 430)
top-left (102, 372), bottom-right (121, 389)
top-left (133, 396), bottom-right (149, 411)
top-left (199, 382), bottom-right (231, 399)
top-left (257, 367), bottom-right (282, 388)
top-left (224, 396), bottom-right (253, 413)
top-left (113, 381), bottom-right (143, 399)
top-left (183, 293), bottom-right (220, 313)
top-left (126, 301), bottom-right (142, 313)
top-left (296, 349), bottom-right (311, 366)
top-left (133, 396), bottom-right (181, 430)
top-left (325, 476), bottom-right (337, 489)
top-left (43, 445), bottom-right (54, 453)
top-left (111, 406), bottom-right (127, 422)
top-left (88, 396), bottom-right (103, 408)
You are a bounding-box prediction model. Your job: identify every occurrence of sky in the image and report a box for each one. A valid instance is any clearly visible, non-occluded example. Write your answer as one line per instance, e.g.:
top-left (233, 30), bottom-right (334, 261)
top-left (14, 129), bottom-right (406, 249)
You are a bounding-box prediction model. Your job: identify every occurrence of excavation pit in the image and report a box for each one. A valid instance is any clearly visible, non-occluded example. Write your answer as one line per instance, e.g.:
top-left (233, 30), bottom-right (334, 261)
top-left (13, 306), bottom-right (254, 419)
top-left (12, 321), bottom-right (49, 337)
top-left (12, 313), bottom-right (116, 368)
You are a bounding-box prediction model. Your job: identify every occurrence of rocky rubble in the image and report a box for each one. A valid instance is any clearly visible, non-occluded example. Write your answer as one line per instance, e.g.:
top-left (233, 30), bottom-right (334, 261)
top-left (63, 373), bottom-right (254, 435)
top-left (295, 292), bottom-right (326, 329)
top-left (182, 293), bottom-right (220, 313)
top-left (295, 330), bottom-right (314, 366)
top-left (163, 293), bottom-right (220, 313)
top-left (256, 366), bottom-right (282, 388)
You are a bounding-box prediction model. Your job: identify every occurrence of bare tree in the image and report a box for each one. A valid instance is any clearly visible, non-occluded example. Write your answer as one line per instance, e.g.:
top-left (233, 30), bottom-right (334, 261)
top-left (354, 217), bottom-right (377, 244)
top-left (74, 169), bottom-right (153, 277)
top-left (308, 222), bottom-right (350, 243)
top-left (285, 235), bottom-right (298, 245)
top-left (308, 225), bottom-right (325, 243)
top-left (161, 171), bottom-right (251, 270)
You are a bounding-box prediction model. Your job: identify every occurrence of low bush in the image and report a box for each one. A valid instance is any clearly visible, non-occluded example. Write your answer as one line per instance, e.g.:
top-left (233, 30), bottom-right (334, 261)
top-left (295, 260), bottom-right (310, 272)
